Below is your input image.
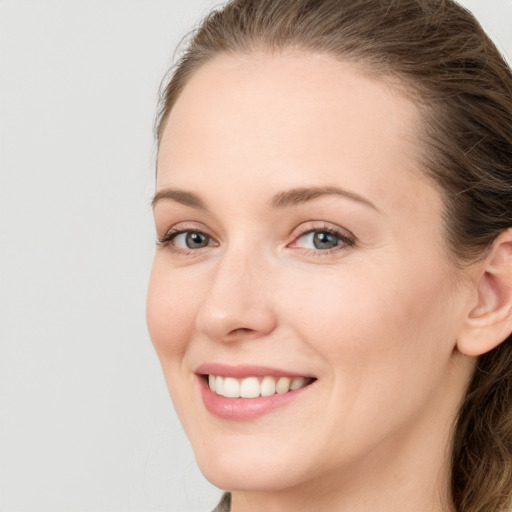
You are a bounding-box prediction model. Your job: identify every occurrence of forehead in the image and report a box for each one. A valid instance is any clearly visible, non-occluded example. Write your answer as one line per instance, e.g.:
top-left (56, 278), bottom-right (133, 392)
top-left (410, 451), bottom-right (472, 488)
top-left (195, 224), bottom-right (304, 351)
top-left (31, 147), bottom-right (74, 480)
top-left (157, 52), bottom-right (432, 214)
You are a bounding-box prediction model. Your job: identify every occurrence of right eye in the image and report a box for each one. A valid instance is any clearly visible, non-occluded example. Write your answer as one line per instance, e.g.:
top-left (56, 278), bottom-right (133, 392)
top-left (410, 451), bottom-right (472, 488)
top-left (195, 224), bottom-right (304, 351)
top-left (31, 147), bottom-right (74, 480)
top-left (173, 231), bottom-right (212, 249)
top-left (158, 228), bottom-right (217, 252)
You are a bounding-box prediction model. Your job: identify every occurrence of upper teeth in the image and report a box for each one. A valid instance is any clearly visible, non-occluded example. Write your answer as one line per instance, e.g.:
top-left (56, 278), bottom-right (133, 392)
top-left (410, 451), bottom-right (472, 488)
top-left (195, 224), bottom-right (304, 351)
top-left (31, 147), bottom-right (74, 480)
top-left (208, 375), bottom-right (310, 398)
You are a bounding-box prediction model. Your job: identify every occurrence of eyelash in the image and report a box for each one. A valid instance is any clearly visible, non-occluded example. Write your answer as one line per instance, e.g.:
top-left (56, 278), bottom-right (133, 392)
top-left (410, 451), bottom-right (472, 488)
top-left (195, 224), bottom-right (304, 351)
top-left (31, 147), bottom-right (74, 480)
top-left (157, 224), bottom-right (356, 256)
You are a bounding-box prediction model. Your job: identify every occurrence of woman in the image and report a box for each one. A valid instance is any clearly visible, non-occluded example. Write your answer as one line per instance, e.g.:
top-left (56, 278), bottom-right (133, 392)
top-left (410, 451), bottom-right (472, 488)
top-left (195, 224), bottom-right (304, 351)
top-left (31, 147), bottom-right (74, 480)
top-left (146, 0), bottom-right (512, 510)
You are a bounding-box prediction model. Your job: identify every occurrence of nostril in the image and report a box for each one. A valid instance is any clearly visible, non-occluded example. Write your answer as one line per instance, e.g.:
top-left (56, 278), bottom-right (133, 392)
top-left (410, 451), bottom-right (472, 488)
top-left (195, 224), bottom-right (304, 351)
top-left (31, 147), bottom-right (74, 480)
top-left (228, 327), bottom-right (253, 336)
top-left (196, 300), bottom-right (277, 343)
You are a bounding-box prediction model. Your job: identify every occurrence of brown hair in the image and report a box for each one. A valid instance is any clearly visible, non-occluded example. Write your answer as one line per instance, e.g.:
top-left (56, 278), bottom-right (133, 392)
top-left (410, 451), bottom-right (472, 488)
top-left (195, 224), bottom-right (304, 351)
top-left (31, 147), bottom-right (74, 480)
top-left (155, 1), bottom-right (512, 510)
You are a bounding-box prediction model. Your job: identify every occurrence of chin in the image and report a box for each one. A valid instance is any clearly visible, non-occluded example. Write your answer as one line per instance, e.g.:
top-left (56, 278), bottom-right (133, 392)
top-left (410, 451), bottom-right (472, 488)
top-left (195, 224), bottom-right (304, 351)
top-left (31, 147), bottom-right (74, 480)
top-left (193, 441), bottom-right (306, 492)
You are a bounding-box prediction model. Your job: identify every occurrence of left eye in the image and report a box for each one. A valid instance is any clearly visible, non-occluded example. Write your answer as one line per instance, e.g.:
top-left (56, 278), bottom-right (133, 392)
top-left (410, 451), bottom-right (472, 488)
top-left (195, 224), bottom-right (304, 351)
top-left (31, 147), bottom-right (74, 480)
top-left (294, 230), bottom-right (350, 250)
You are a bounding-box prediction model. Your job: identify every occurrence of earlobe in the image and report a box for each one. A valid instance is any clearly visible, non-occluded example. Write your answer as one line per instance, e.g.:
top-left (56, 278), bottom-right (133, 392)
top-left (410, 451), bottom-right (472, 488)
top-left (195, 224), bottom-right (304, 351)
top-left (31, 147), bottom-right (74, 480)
top-left (457, 229), bottom-right (512, 357)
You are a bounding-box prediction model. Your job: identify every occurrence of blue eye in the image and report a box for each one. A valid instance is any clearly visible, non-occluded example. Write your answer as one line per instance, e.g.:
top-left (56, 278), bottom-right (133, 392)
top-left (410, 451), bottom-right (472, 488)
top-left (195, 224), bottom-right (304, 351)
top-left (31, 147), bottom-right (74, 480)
top-left (302, 231), bottom-right (340, 249)
top-left (293, 228), bottom-right (354, 251)
top-left (174, 231), bottom-right (211, 249)
top-left (158, 229), bottom-right (216, 251)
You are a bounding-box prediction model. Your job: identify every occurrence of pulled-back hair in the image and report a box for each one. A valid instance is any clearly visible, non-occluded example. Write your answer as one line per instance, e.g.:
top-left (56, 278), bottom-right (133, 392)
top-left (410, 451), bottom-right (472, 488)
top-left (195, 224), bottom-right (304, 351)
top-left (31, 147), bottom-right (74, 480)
top-left (156, 1), bottom-right (512, 510)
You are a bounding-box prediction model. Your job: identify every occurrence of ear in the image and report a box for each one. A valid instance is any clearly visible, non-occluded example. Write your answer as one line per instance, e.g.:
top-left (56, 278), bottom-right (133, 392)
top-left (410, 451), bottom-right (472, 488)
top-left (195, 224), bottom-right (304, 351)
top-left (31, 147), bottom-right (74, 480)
top-left (457, 228), bottom-right (512, 357)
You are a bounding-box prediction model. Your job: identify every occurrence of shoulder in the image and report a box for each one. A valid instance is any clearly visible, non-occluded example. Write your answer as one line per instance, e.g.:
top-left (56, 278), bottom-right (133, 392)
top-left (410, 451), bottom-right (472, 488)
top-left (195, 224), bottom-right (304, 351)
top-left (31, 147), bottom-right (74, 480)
top-left (211, 492), bottom-right (231, 512)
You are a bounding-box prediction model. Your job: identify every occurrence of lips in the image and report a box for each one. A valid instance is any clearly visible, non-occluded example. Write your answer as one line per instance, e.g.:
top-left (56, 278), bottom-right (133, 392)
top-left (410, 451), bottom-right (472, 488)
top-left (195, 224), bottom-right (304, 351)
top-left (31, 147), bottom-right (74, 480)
top-left (195, 364), bottom-right (316, 420)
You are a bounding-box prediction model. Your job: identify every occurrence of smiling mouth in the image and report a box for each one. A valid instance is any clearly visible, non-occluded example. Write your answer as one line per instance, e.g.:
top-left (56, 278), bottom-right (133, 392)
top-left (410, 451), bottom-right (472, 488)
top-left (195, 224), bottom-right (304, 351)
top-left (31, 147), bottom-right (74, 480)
top-left (205, 374), bottom-right (315, 398)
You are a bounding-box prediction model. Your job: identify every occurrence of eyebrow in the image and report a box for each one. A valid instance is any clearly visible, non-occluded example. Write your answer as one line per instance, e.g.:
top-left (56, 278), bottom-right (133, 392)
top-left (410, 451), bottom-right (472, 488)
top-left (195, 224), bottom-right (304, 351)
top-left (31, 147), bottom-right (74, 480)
top-left (269, 186), bottom-right (379, 211)
top-left (152, 185), bottom-right (378, 212)
top-left (152, 189), bottom-right (208, 210)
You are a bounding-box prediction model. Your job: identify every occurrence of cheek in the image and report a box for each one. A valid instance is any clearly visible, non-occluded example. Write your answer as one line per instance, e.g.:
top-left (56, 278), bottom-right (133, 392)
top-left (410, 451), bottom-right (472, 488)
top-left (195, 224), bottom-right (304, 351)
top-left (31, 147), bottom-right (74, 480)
top-left (146, 258), bottom-right (199, 363)
top-left (274, 262), bottom-right (459, 458)
top-left (289, 255), bottom-right (453, 346)
top-left (280, 259), bottom-right (457, 400)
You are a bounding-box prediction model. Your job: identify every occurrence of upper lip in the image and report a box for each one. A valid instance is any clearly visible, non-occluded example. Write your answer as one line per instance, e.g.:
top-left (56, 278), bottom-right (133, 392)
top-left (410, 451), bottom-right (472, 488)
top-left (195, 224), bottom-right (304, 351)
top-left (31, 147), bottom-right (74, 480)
top-left (195, 363), bottom-right (316, 379)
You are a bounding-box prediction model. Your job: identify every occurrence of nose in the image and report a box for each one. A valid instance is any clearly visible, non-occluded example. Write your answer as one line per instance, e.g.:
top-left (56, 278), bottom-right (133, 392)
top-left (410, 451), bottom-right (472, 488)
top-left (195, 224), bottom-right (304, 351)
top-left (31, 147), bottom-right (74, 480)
top-left (195, 248), bottom-right (277, 343)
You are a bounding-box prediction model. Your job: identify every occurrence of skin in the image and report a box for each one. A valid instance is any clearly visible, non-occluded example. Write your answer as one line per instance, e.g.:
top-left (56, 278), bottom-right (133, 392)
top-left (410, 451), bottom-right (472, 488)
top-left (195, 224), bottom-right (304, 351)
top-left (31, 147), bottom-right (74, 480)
top-left (147, 52), bottom-right (480, 512)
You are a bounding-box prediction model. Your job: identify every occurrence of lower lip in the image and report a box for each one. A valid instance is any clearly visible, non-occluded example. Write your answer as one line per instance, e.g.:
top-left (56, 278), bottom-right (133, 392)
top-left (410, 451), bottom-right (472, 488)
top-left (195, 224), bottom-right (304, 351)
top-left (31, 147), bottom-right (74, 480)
top-left (198, 376), bottom-right (314, 421)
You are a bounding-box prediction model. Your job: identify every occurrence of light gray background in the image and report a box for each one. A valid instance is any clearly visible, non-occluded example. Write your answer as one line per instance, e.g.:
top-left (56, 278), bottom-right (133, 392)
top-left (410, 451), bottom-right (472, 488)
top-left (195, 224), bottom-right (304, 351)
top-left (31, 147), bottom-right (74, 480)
top-left (1, 1), bottom-right (511, 511)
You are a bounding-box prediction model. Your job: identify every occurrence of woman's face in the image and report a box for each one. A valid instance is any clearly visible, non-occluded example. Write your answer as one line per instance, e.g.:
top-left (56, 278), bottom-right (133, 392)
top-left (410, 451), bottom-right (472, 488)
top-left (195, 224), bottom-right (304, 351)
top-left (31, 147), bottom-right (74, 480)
top-left (147, 53), bottom-right (475, 493)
